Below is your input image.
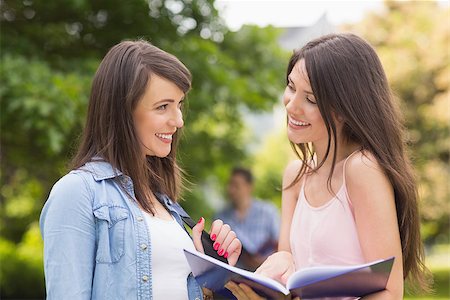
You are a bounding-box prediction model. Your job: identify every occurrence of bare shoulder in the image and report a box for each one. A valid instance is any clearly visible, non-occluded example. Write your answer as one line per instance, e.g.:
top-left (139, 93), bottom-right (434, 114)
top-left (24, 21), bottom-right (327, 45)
top-left (282, 159), bottom-right (303, 190)
top-left (345, 150), bottom-right (394, 204)
top-left (346, 151), bottom-right (386, 182)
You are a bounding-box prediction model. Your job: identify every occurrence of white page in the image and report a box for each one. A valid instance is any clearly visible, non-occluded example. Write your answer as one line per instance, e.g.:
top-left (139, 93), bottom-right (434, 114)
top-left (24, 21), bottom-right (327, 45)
top-left (184, 248), bottom-right (290, 295)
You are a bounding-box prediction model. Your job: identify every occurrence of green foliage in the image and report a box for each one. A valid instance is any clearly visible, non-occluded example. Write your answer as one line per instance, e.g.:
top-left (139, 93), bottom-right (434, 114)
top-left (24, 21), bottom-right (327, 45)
top-left (0, 223), bottom-right (45, 299)
top-left (405, 244), bottom-right (450, 299)
top-left (252, 127), bottom-right (294, 207)
top-left (345, 1), bottom-right (450, 244)
top-left (1, 54), bottom-right (91, 160)
top-left (0, 170), bottom-right (44, 243)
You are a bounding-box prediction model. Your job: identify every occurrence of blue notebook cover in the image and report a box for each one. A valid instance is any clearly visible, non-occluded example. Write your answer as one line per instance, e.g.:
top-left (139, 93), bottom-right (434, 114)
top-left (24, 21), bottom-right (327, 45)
top-left (184, 248), bottom-right (394, 299)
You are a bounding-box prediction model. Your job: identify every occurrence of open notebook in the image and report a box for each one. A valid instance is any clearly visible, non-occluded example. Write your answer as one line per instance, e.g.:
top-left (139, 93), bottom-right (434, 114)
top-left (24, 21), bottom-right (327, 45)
top-left (184, 248), bottom-right (394, 299)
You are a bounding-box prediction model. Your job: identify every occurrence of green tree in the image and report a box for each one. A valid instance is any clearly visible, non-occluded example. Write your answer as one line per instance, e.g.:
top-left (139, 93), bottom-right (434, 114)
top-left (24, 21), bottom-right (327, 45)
top-left (345, 0), bottom-right (449, 244)
top-left (0, 0), bottom-right (286, 297)
top-left (252, 126), bottom-right (293, 207)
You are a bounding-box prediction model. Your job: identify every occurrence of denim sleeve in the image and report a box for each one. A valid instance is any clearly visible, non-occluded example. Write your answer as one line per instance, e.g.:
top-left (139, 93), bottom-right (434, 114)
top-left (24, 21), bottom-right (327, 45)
top-left (40, 172), bottom-right (95, 300)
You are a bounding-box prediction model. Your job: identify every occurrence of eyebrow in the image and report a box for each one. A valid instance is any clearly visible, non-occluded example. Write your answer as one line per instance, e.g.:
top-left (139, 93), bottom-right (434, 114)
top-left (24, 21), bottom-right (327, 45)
top-left (153, 98), bottom-right (184, 106)
top-left (287, 76), bottom-right (314, 95)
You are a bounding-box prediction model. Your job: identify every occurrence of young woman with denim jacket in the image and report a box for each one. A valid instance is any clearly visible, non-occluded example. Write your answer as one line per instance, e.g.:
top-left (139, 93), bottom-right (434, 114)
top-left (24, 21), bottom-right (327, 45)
top-left (40, 40), bottom-right (242, 300)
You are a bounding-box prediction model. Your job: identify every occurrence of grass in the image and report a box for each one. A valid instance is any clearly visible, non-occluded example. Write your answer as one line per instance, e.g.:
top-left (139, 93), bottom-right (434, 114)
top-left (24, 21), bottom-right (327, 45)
top-left (404, 244), bottom-right (449, 299)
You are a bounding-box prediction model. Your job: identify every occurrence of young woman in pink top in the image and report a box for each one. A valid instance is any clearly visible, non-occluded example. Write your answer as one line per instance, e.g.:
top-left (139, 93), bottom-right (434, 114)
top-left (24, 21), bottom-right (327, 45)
top-left (226, 33), bottom-right (431, 299)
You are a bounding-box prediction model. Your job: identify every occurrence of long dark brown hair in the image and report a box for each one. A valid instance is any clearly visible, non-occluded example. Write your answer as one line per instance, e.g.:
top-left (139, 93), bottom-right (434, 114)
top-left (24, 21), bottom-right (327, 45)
top-left (287, 33), bottom-right (431, 291)
top-left (71, 40), bottom-right (191, 213)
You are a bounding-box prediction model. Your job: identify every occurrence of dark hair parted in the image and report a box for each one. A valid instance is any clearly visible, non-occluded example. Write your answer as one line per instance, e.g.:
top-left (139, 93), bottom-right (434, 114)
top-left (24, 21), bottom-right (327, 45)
top-left (71, 39), bottom-right (191, 213)
top-left (287, 33), bottom-right (431, 291)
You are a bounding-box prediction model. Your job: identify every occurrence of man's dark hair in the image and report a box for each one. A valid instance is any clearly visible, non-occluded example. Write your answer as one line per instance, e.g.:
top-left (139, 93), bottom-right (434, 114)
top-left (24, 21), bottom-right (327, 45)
top-left (231, 167), bottom-right (253, 184)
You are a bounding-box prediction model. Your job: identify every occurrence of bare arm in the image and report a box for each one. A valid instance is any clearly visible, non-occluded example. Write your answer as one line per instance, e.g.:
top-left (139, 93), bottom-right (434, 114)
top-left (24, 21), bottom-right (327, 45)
top-left (278, 160), bottom-right (302, 252)
top-left (346, 152), bottom-right (404, 299)
top-left (256, 160), bottom-right (302, 283)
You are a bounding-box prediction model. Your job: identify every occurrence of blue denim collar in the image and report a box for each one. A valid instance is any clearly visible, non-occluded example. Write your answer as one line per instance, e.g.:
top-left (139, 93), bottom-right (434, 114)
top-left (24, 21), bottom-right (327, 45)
top-left (81, 157), bottom-right (123, 181)
top-left (80, 159), bottom-right (188, 219)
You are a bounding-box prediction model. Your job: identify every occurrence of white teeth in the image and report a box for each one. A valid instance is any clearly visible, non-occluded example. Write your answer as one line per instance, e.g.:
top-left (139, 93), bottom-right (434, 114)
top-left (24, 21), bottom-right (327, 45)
top-left (290, 118), bottom-right (310, 126)
top-left (156, 133), bottom-right (173, 140)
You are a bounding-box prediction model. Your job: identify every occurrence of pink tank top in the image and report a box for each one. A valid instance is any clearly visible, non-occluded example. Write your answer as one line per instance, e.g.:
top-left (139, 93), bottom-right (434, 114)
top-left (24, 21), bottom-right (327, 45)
top-left (290, 152), bottom-right (365, 269)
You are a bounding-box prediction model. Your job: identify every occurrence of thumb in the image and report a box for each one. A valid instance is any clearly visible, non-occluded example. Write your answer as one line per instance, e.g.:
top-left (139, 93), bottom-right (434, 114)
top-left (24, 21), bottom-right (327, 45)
top-left (191, 217), bottom-right (205, 253)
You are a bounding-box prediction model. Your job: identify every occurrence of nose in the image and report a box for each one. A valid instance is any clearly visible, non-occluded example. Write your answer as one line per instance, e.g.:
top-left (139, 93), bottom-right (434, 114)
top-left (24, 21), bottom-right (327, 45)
top-left (169, 108), bottom-right (184, 128)
top-left (284, 92), bottom-right (303, 115)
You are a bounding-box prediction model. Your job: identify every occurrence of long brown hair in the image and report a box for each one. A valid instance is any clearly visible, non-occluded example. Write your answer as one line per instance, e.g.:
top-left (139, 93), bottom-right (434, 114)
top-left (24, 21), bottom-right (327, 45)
top-left (287, 33), bottom-right (431, 291)
top-left (71, 40), bottom-right (191, 213)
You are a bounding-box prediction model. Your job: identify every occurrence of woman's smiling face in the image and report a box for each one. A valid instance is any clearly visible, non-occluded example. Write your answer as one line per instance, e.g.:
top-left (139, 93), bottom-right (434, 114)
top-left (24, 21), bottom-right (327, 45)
top-left (133, 74), bottom-right (185, 158)
top-left (283, 59), bottom-right (328, 145)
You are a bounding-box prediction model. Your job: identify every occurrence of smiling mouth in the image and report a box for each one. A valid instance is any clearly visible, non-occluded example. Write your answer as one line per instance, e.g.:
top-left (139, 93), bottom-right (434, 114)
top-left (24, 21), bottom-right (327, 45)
top-left (289, 117), bottom-right (311, 127)
top-left (155, 133), bottom-right (173, 143)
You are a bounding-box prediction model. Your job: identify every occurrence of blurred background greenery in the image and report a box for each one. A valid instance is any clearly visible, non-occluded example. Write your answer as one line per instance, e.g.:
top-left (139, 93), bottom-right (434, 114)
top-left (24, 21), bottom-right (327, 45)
top-left (0, 0), bottom-right (448, 299)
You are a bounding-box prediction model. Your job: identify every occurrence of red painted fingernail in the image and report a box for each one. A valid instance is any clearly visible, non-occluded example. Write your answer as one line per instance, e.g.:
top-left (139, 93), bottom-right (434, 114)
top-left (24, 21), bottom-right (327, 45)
top-left (211, 234), bottom-right (216, 241)
top-left (197, 217), bottom-right (203, 224)
top-left (218, 249), bottom-right (225, 256)
top-left (213, 242), bottom-right (220, 250)
top-left (224, 252), bottom-right (228, 259)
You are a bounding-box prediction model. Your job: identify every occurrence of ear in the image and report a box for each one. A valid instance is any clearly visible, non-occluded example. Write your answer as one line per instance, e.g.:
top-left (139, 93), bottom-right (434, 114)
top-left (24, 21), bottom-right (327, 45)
top-left (333, 112), bottom-right (344, 124)
top-left (332, 113), bottom-right (345, 137)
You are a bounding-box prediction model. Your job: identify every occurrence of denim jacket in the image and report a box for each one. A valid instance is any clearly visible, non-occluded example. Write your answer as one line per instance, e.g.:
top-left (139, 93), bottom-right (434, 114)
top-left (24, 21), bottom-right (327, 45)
top-left (40, 160), bottom-right (203, 300)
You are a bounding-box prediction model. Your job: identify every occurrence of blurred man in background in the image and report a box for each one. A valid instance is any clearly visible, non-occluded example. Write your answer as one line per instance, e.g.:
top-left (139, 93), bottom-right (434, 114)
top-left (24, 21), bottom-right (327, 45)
top-left (214, 167), bottom-right (280, 271)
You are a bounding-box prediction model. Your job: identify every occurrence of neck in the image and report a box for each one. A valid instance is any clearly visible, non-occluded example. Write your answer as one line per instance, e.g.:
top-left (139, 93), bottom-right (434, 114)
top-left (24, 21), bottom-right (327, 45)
top-left (313, 138), bottom-right (360, 169)
top-left (234, 196), bottom-right (252, 216)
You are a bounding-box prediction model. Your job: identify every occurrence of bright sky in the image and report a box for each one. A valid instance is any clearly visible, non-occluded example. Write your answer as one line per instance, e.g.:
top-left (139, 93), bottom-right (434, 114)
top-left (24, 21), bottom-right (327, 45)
top-left (215, 0), bottom-right (448, 30)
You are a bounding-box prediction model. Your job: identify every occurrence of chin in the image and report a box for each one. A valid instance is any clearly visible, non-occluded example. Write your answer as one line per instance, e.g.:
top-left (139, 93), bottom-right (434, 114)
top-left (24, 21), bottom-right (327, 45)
top-left (287, 134), bottom-right (307, 145)
top-left (153, 152), bottom-right (170, 158)
top-left (145, 147), bottom-right (171, 158)
top-left (156, 148), bottom-right (172, 158)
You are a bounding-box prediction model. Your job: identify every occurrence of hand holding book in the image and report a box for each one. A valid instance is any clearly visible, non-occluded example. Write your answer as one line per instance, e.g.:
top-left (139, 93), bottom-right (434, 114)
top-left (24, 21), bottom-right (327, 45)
top-left (184, 248), bottom-right (395, 299)
top-left (255, 251), bottom-right (296, 285)
top-left (225, 281), bottom-right (295, 300)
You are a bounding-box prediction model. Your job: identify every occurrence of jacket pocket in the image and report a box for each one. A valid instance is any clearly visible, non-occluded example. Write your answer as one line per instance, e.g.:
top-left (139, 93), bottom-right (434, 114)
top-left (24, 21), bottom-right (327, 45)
top-left (93, 205), bottom-right (129, 264)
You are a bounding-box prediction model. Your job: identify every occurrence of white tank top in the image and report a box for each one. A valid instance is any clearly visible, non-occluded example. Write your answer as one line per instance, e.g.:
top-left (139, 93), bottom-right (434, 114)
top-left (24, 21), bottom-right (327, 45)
top-left (143, 212), bottom-right (196, 300)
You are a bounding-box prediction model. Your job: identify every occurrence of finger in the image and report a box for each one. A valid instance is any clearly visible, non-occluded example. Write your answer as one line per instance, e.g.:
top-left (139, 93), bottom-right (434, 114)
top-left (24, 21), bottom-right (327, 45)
top-left (256, 263), bottom-right (277, 277)
top-left (254, 253), bottom-right (277, 274)
top-left (225, 281), bottom-right (247, 299)
top-left (209, 219), bottom-right (223, 241)
top-left (213, 223), bottom-right (231, 254)
top-left (202, 287), bottom-right (213, 299)
top-left (258, 268), bottom-right (283, 281)
top-left (280, 270), bottom-right (292, 285)
top-left (214, 221), bottom-right (230, 245)
top-left (226, 238), bottom-right (242, 266)
top-left (280, 264), bottom-right (295, 285)
top-left (257, 261), bottom-right (286, 280)
top-left (217, 230), bottom-right (236, 258)
top-left (255, 260), bottom-right (272, 274)
top-left (255, 261), bottom-right (270, 275)
top-left (191, 217), bottom-right (205, 253)
top-left (238, 283), bottom-right (265, 300)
